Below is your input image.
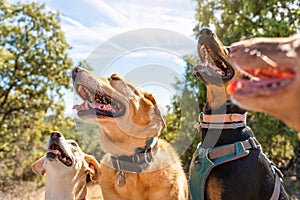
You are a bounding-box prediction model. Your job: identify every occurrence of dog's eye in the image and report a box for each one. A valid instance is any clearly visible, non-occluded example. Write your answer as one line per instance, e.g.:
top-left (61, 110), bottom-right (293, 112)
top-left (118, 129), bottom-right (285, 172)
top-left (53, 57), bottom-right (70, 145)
top-left (110, 74), bottom-right (121, 81)
top-left (70, 142), bottom-right (77, 147)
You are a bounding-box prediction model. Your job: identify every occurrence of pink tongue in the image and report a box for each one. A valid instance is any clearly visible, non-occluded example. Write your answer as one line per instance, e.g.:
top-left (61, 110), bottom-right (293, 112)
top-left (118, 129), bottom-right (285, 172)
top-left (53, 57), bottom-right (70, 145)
top-left (47, 149), bottom-right (60, 155)
top-left (72, 101), bottom-right (90, 111)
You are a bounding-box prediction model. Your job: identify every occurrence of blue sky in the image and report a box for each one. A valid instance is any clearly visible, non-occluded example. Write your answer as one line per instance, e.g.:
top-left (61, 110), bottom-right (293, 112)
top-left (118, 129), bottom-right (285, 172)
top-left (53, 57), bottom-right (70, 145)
top-left (8, 0), bottom-right (199, 116)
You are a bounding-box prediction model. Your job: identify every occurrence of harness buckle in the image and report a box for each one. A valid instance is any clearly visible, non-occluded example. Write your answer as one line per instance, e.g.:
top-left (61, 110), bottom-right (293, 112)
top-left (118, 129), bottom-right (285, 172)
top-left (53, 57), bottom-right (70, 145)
top-left (232, 123), bottom-right (238, 129)
top-left (144, 149), bottom-right (153, 165)
top-left (248, 137), bottom-right (261, 150)
top-left (111, 155), bottom-right (121, 171)
top-left (132, 153), bottom-right (140, 163)
top-left (231, 122), bottom-right (245, 129)
top-left (198, 112), bottom-right (204, 122)
top-left (253, 137), bottom-right (261, 150)
top-left (248, 137), bottom-right (256, 149)
top-left (239, 141), bottom-right (247, 153)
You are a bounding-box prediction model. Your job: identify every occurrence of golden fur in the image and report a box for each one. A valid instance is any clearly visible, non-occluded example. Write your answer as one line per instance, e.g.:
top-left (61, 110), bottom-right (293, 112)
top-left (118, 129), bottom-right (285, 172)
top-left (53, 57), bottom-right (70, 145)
top-left (72, 69), bottom-right (188, 200)
top-left (206, 175), bottom-right (223, 200)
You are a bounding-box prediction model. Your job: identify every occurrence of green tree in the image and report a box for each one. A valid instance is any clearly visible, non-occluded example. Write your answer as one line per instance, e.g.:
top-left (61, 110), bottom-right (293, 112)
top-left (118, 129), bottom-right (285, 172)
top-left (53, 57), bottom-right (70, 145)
top-left (194, 0), bottom-right (300, 44)
top-left (0, 0), bottom-right (73, 186)
top-left (165, 0), bottom-right (299, 173)
top-left (161, 56), bottom-right (205, 171)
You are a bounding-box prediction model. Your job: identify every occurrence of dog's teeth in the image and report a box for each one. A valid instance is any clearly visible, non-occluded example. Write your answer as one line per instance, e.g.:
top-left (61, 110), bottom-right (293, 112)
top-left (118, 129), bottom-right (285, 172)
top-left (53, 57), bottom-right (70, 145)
top-left (250, 77), bottom-right (260, 81)
top-left (237, 82), bottom-right (243, 89)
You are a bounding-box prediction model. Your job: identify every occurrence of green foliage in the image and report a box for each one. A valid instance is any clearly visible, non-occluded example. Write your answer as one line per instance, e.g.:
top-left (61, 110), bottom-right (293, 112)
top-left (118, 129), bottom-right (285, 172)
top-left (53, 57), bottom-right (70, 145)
top-left (0, 0), bottom-right (73, 186)
top-left (161, 56), bottom-right (206, 170)
top-left (76, 60), bottom-right (94, 71)
top-left (247, 112), bottom-right (297, 167)
top-left (64, 119), bottom-right (104, 161)
top-left (194, 0), bottom-right (300, 43)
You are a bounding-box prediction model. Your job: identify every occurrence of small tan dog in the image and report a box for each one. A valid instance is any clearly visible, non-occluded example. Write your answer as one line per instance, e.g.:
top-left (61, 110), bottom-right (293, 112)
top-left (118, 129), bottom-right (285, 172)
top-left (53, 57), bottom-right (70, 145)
top-left (32, 131), bottom-right (101, 200)
top-left (72, 68), bottom-right (188, 200)
top-left (228, 34), bottom-right (300, 132)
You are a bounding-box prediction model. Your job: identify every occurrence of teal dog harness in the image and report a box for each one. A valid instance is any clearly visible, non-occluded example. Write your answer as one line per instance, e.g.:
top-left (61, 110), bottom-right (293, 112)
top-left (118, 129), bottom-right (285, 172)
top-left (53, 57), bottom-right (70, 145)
top-left (189, 137), bottom-right (282, 200)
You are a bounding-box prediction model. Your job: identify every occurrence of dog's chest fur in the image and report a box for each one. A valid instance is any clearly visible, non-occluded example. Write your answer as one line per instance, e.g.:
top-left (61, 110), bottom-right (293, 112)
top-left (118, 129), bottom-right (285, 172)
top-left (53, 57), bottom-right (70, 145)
top-left (99, 139), bottom-right (187, 200)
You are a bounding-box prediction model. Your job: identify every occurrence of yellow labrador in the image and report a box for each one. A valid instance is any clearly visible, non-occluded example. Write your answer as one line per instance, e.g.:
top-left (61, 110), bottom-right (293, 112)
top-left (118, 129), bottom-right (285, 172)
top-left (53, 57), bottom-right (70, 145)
top-left (72, 68), bottom-right (188, 200)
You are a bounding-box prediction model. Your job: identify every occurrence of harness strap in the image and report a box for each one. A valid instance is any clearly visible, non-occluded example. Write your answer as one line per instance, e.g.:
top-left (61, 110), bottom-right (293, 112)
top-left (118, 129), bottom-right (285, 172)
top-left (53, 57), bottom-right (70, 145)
top-left (196, 122), bottom-right (246, 129)
top-left (270, 173), bottom-right (281, 200)
top-left (208, 137), bottom-right (260, 160)
top-left (189, 138), bottom-right (283, 200)
top-left (194, 112), bottom-right (247, 130)
top-left (189, 137), bottom-right (263, 200)
top-left (201, 113), bottom-right (247, 123)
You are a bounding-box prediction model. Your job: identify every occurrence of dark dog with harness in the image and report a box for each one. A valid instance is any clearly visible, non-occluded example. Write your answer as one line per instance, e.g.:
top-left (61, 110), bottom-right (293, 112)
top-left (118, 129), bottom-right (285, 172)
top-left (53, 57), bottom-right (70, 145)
top-left (189, 28), bottom-right (289, 200)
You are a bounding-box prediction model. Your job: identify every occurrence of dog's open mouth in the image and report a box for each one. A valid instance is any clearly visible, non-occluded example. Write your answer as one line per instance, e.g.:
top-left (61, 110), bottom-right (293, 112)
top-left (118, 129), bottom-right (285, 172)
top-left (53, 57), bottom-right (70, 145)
top-left (227, 66), bottom-right (296, 96)
top-left (194, 44), bottom-right (234, 82)
top-left (47, 143), bottom-right (73, 167)
top-left (73, 85), bottom-right (125, 117)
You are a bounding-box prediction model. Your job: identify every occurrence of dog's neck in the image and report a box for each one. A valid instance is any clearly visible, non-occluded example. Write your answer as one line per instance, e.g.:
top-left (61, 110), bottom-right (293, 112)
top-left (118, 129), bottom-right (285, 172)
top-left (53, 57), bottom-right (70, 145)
top-left (200, 101), bottom-right (253, 148)
top-left (45, 167), bottom-right (87, 200)
top-left (204, 100), bottom-right (246, 115)
top-left (99, 128), bottom-right (159, 156)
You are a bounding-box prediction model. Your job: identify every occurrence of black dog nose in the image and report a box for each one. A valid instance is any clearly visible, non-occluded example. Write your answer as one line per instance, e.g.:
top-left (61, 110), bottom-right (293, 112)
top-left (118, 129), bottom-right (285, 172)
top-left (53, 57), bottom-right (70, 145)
top-left (51, 131), bottom-right (62, 139)
top-left (199, 27), bottom-right (213, 37)
top-left (72, 67), bottom-right (82, 82)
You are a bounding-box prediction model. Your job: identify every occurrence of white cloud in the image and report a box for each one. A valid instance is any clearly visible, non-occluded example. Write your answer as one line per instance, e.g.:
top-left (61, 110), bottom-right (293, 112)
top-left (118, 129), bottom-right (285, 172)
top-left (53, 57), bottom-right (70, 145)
top-left (81, 0), bottom-right (132, 26)
top-left (6, 0), bottom-right (198, 114)
top-left (174, 57), bottom-right (187, 67)
top-left (57, 1), bottom-right (198, 114)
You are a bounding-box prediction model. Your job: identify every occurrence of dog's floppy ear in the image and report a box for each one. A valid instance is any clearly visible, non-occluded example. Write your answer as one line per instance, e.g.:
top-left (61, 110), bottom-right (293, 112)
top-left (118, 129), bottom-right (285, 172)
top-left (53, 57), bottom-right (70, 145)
top-left (84, 155), bottom-right (101, 181)
top-left (142, 91), bottom-right (166, 129)
top-left (32, 156), bottom-right (46, 176)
